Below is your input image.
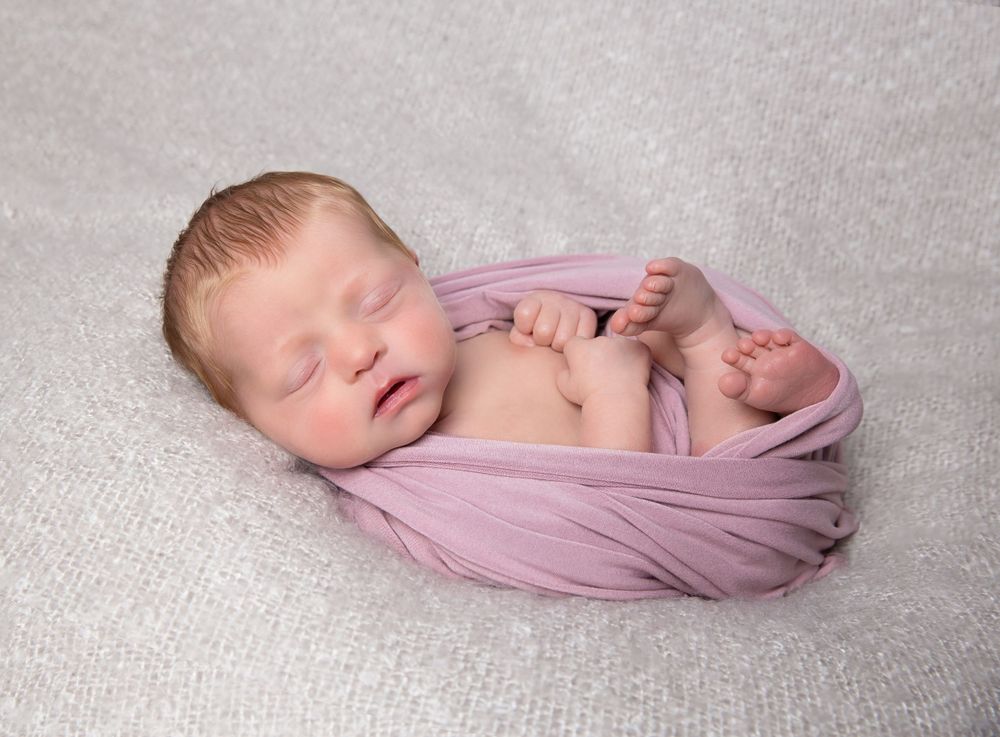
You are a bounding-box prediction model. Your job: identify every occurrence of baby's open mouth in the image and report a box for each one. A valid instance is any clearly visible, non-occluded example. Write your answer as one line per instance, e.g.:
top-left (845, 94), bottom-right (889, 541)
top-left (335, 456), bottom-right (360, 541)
top-left (377, 381), bottom-right (405, 409)
top-left (374, 376), bottom-right (419, 417)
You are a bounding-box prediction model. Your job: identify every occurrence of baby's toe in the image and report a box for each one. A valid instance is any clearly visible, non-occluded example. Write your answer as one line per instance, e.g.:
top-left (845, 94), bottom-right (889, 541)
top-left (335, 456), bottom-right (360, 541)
top-left (642, 274), bottom-right (674, 295)
top-left (627, 302), bottom-right (660, 323)
top-left (751, 329), bottom-right (773, 346)
top-left (610, 307), bottom-right (646, 336)
top-left (609, 307), bottom-right (632, 334)
top-left (634, 286), bottom-right (667, 306)
top-left (737, 337), bottom-right (766, 356)
top-left (722, 347), bottom-right (754, 371)
top-left (644, 257), bottom-right (684, 277)
top-left (772, 328), bottom-right (797, 346)
top-left (722, 347), bottom-right (741, 365)
top-left (718, 370), bottom-right (750, 400)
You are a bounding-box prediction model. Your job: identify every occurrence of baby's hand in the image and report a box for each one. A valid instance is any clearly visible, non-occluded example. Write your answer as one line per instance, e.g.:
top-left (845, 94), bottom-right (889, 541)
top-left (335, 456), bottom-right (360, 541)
top-left (510, 290), bottom-right (598, 352)
top-left (556, 335), bottom-right (652, 407)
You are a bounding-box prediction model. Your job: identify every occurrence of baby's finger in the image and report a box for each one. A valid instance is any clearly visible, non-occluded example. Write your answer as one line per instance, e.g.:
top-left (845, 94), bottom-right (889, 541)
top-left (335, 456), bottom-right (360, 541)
top-left (550, 312), bottom-right (580, 352)
top-left (530, 302), bottom-right (561, 347)
top-left (513, 296), bottom-right (543, 336)
top-left (508, 325), bottom-right (536, 347)
top-left (576, 308), bottom-right (598, 339)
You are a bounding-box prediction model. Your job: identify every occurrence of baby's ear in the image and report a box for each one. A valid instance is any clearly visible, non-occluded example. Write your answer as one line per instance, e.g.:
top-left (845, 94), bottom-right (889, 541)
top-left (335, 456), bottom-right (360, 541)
top-left (407, 247), bottom-right (420, 267)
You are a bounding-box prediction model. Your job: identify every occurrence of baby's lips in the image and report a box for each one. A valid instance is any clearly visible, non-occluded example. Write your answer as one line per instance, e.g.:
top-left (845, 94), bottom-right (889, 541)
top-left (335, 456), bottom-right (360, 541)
top-left (373, 376), bottom-right (414, 416)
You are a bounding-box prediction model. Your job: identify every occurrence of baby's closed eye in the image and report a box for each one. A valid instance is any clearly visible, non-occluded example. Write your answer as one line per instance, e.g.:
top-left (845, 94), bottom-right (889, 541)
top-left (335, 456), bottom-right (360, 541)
top-left (289, 357), bottom-right (321, 392)
top-left (364, 283), bottom-right (400, 315)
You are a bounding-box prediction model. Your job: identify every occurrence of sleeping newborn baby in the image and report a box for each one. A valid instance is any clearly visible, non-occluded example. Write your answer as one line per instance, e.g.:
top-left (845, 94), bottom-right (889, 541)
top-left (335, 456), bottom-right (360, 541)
top-left (161, 171), bottom-right (840, 469)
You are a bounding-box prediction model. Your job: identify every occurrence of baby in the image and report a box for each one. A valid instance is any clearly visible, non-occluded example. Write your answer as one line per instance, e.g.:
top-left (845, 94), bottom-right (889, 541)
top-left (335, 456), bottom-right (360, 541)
top-left (162, 171), bottom-right (840, 468)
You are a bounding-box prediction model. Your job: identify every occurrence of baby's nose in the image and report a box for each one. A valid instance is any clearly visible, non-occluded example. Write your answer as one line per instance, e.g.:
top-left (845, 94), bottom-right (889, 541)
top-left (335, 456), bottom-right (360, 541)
top-left (332, 324), bottom-right (385, 378)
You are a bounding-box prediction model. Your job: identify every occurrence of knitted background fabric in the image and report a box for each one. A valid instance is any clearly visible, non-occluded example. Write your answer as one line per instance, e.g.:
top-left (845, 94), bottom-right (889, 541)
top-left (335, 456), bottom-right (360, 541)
top-left (2, 1), bottom-right (998, 735)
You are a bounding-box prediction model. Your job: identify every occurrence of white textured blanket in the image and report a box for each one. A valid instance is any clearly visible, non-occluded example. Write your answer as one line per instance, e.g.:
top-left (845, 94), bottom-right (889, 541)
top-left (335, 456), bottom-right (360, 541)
top-left (2, 1), bottom-right (998, 735)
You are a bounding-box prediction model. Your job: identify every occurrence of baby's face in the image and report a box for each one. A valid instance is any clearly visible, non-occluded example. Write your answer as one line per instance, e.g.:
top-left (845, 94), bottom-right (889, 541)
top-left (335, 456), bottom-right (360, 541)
top-left (209, 208), bottom-right (457, 468)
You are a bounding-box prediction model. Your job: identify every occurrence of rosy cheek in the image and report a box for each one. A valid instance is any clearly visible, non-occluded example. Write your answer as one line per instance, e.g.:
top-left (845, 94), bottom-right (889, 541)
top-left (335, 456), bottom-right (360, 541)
top-left (305, 398), bottom-right (350, 439)
top-left (407, 321), bottom-right (436, 345)
top-left (304, 392), bottom-right (364, 448)
top-left (405, 305), bottom-right (450, 345)
top-left (302, 399), bottom-right (374, 467)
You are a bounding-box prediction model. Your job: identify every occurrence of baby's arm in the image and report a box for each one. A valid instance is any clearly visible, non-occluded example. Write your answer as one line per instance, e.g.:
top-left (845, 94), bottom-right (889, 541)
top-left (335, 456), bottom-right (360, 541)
top-left (557, 336), bottom-right (653, 453)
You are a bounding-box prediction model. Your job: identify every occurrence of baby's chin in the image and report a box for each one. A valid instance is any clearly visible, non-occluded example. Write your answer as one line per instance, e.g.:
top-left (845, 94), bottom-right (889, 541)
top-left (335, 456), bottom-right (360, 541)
top-left (295, 446), bottom-right (375, 470)
top-left (301, 423), bottom-right (436, 469)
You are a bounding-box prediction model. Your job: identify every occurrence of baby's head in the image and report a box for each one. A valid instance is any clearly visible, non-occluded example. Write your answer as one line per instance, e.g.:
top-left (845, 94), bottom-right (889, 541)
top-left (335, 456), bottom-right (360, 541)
top-left (162, 171), bottom-right (457, 469)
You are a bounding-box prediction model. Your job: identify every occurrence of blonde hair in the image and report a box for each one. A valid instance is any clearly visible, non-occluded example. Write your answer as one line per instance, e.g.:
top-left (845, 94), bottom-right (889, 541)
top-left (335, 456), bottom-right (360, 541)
top-left (161, 171), bottom-right (412, 417)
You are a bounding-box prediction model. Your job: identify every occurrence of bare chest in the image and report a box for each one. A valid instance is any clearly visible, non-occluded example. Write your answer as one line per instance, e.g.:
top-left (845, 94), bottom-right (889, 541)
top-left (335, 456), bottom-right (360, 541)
top-left (430, 330), bottom-right (582, 447)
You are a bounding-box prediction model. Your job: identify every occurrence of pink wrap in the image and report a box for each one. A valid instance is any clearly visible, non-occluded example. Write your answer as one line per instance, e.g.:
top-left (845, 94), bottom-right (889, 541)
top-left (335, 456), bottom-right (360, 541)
top-left (316, 255), bottom-right (863, 600)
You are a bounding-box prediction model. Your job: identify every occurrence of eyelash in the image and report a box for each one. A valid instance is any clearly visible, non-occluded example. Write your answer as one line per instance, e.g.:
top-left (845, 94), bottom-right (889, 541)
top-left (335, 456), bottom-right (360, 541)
top-left (292, 361), bottom-right (319, 392)
top-left (368, 286), bottom-right (397, 313)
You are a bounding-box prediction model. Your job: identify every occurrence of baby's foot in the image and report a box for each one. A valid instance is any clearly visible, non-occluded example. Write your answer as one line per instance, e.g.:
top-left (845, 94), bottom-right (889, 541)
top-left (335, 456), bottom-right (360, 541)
top-left (718, 329), bottom-right (840, 415)
top-left (609, 257), bottom-right (733, 350)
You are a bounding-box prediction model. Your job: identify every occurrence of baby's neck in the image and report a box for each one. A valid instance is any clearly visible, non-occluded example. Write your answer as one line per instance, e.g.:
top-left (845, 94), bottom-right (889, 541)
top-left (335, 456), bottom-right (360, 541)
top-left (428, 335), bottom-right (479, 433)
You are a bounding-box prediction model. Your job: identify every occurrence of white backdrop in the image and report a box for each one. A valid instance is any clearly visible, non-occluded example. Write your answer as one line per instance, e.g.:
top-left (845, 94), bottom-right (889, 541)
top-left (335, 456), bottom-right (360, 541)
top-left (2, 2), bottom-right (998, 735)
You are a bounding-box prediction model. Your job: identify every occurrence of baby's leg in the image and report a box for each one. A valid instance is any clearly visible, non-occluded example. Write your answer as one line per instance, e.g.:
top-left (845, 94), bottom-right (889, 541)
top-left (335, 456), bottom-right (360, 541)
top-left (611, 258), bottom-right (777, 456)
top-left (634, 326), bottom-right (754, 381)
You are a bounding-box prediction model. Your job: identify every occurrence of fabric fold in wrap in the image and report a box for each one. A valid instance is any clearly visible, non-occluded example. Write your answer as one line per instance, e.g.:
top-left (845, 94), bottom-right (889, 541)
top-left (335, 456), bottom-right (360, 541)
top-left (316, 254), bottom-right (863, 600)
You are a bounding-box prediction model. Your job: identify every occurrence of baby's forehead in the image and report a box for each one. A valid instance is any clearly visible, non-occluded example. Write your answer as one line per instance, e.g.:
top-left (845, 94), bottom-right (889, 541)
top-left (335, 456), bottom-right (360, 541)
top-left (209, 230), bottom-right (395, 326)
top-left (233, 212), bottom-right (379, 271)
top-left (283, 207), bottom-right (390, 260)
